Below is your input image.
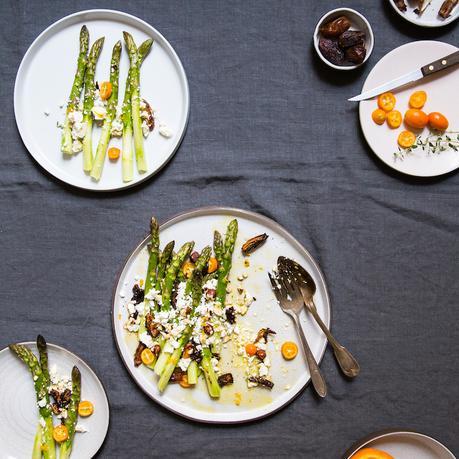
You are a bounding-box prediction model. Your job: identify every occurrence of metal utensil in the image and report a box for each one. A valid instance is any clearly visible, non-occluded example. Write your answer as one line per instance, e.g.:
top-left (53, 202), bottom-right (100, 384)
top-left (348, 50), bottom-right (459, 101)
top-left (278, 256), bottom-right (360, 378)
top-left (268, 270), bottom-right (327, 397)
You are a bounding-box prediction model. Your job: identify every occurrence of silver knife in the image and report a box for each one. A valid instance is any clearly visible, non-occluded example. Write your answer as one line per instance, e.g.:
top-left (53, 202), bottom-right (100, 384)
top-left (348, 50), bottom-right (459, 102)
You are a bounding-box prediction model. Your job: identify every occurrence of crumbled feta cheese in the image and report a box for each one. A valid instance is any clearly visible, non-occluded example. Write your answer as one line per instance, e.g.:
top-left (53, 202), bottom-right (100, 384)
top-left (119, 290), bottom-right (125, 298)
top-left (111, 118), bottom-right (123, 137)
top-left (68, 110), bottom-right (83, 124)
top-left (37, 398), bottom-right (47, 408)
top-left (75, 424), bottom-right (88, 433)
top-left (92, 105), bottom-right (107, 121)
top-left (72, 140), bottom-right (83, 153)
top-left (163, 341), bottom-right (174, 354)
top-left (141, 120), bottom-right (150, 138)
top-left (139, 332), bottom-right (154, 348)
top-left (159, 123), bottom-right (173, 138)
top-left (71, 120), bottom-right (87, 140)
top-left (178, 358), bottom-right (191, 371)
top-left (259, 363), bottom-right (269, 377)
top-left (135, 301), bottom-right (145, 315)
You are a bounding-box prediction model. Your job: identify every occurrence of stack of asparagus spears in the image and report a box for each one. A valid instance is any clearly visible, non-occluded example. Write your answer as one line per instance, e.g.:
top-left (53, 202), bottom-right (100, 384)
top-left (61, 26), bottom-right (153, 182)
top-left (129, 217), bottom-right (239, 398)
top-left (9, 336), bottom-right (81, 459)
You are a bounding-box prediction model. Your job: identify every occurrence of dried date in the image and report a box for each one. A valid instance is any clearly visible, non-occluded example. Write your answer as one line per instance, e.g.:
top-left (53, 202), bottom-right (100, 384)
top-left (345, 45), bottom-right (366, 65)
top-left (319, 16), bottom-right (351, 38)
top-left (319, 38), bottom-right (344, 65)
top-left (338, 31), bottom-right (365, 49)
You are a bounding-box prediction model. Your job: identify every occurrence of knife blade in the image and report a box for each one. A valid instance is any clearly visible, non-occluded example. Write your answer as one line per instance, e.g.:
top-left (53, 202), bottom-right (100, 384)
top-left (349, 50), bottom-right (459, 102)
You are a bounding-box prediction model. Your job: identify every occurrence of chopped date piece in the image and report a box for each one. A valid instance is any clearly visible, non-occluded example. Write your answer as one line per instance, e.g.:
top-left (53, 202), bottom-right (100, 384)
top-left (345, 45), bottom-right (366, 65)
top-left (319, 38), bottom-right (344, 65)
top-left (439, 0), bottom-right (458, 17)
top-left (218, 373), bottom-right (234, 387)
top-left (393, 0), bottom-right (407, 11)
top-left (169, 368), bottom-right (186, 383)
top-left (206, 288), bottom-right (216, 299)
top-left (319, 15), bottom-right (351, 37)
top-left (190, 251), bottom-right (200, 263)
top-left (131, 284), bottom-right (144, 304)
top-left (141, 98), bottom-right (155, 132)
top-left (255, 328), bottom-right (276, 343)
top-left (212, 352), bottom-right (221, 360)
top-left (145, 313), bottom-right (160, 337)
top-left (190, 349), bottom-right (202, 363)
top-left (338, 31), bottom-right (365, 49)
top-left (153, 344), bottom-right (161, 356)
top-left (51, 403), bottom-right (61, 415)
top-left (134, 342), bottom-right (147, 367)
top-left (225, 306), bottom-right (236, 324)
top-left (50, 388), bottom-right (72, 408)
top-left (256, 349), bottom-right (266, 361)
top-left (241, 233), bottom-right (268, 255)
top-left (248, 376), bottom-right (274, 389)
top-left (203, 324), bottom-right (214, 336)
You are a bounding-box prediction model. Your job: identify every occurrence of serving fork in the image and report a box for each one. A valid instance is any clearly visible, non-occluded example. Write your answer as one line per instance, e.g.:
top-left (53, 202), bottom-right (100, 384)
top-left (268, 270), bottom-right (327, 398)
top-left (278, 256), bottom-right (360, 378)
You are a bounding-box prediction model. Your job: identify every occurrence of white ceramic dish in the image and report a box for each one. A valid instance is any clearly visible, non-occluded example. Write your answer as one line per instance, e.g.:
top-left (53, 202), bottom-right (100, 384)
top-left (0, 342), bottom-right (109, 459)
top-left (344, 430), bottom-right (456, 459)
top-left (14, 9), bottom-right (189, 191)
top-left (389, 0), bottom-right (459, 27)
top-left (313, 8), bottom-right (374, 70)
top-left (112, 207), bottom-right (331, 423)
top-left (359, 40), bottom-right (459, 177)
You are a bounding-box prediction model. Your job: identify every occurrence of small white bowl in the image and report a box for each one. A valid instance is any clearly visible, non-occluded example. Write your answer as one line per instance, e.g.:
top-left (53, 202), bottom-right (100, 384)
top-left (313, 8), bottom-right (374, 71)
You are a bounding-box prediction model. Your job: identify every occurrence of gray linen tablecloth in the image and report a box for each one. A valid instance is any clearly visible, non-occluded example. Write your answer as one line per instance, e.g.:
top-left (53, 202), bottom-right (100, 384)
top-left (1, 0), bottom-right (458, 457)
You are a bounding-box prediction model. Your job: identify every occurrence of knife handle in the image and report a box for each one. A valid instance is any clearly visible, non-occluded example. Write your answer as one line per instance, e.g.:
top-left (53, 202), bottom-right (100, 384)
top-left (421, 51), bottom-right (459, 77)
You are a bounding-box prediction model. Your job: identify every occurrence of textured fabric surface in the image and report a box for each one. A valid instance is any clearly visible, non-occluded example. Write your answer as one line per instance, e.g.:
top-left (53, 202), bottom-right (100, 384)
top-left (0, 0), bottom-right (458, 457)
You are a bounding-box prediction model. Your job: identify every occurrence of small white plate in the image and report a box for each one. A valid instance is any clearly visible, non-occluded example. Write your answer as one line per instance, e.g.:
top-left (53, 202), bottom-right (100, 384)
top-left (344, 430), bottom-right (456, 459)
top-left (112, 207), bottom-right (331, 423)
top-left (389, 0), bottom-right (459, 27)
top-left (359, 40), bottom-right (459, 177)
top-left (0, 342), bottom-right (109, 459)
top-left (14, 9), bottom-right (189, 191)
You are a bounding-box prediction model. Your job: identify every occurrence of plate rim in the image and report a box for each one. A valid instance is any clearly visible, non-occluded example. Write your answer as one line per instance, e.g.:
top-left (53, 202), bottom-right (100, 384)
top-left (388, 0), bottom-right (459, 28)
top-left (343, 428), bottom-right (457, 459)
top-left (13, 8), bottom-right (190, 192)
top-left (0, 341), bottom-right (110, 457)
top-left (111, 205), bottom-right (332, 424)
top-left (358, 40), bottom-right (459, 177)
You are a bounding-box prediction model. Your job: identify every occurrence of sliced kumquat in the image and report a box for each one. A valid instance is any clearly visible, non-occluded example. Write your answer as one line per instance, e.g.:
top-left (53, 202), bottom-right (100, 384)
top-left (398, 130), bottom-right (416, 148)
top-left (182, 260), bottom-right (195, 279)
top-left (99, 81), bottom-right (112, 100)
top-left (371, 108), bottom-right (386, 125)
top-left (409, 90), bottom-right (427, 109)
top-left (53, 425), bottom-right (69, 443)
top-left (179, 375), bottom-right (191, 388)
top-left (78, 400), bottom-right (94, 417)
top-left (377, 92), bottom-right (396, 111)
top-left (245, 343), bottom-right (257, 356)
top-left (108, 147), bottom-right (121, 160)
top-left (141, 348), bottom-right (155, 366)
top-left (207, 257), bottom-right (218, 274)
top-left (386, 110), bottom-right (402, 129)
top-left (281, 341), bottom-right (298, 360)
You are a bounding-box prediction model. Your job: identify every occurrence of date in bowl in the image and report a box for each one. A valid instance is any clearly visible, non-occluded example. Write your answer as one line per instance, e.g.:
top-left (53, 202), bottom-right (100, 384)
top-left (313, 8), bottom-right (374, 71)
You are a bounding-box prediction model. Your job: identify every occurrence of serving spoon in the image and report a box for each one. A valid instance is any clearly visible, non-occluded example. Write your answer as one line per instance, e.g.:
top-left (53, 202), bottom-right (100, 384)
top-left (278, 257), bottom-right (360, 378)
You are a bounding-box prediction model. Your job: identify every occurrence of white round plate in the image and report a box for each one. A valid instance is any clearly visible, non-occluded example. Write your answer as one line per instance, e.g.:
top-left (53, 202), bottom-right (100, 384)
top-left (0, 342), bottom-right (109, 459)
top-left (344, 430), bottom-right (456, 459)
top-left (112, 207), bottom-right (331, 423)
top-left (14, 9), bottom-right (189, 191)
top-left (388, 0), bottom-right (459, 27)
top-left (359, 41), bottom-right (459, 177)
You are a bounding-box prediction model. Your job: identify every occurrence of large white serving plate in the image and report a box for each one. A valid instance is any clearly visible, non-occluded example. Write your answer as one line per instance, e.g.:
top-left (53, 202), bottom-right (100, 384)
top-left (359, 41), bottom-right (459, 177)
top-left (112, 207), bottom-right (331, 423)
top-left (388, 0), bottom-right (459, 27)
top-left (0, 342), bottom-right (109, 459)
top-left (344, 430), bottom-right (456, 459)
top-left (14, 9), bottom-right (189, 191)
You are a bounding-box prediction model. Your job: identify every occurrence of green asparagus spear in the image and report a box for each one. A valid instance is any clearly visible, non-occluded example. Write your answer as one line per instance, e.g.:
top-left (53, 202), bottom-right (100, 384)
top-left (213, 230), bottom-right (223, 263)
top-left (82, 37), bottom-right (105, 171)
top-left (90, 40), bottom-right (122, 181)
top-left (9, 344), bottom-right (56, 459)
top-left (161, 241), bottom-right (194, 310)
top-left (215, 219), bottom-right (238, 306)
top-left (122, 38), bottom-right (153, 182)
top-left (59, 366), bottom-right (81, 459)
top-left (201, 347), bottom-right (221, 398)
top-left (123, 32), bottom-right (147, 173)
top-left (61, 26), bottom-right (89, 155)
top-left (156, 240), bottom-right (175, 293)
top-left (32, 423), bottom-right (43, 459)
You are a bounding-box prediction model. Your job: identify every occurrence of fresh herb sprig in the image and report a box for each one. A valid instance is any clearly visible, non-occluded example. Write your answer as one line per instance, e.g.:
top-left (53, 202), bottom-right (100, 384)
top-left (394, 131), bottom-right (459, 161)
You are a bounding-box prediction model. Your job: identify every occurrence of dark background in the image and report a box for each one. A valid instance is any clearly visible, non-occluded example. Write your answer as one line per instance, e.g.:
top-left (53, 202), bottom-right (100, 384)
top-left (1, 0), bottom-right (458, 457)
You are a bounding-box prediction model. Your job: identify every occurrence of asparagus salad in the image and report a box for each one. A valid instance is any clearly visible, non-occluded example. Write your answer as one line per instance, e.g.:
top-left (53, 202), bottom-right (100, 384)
top-left (9, 336), bottom-right (94, 459)
top-left (60, 26), bottom-right (172, 183)
top-left (123, 217), bottom-right (278, 399)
